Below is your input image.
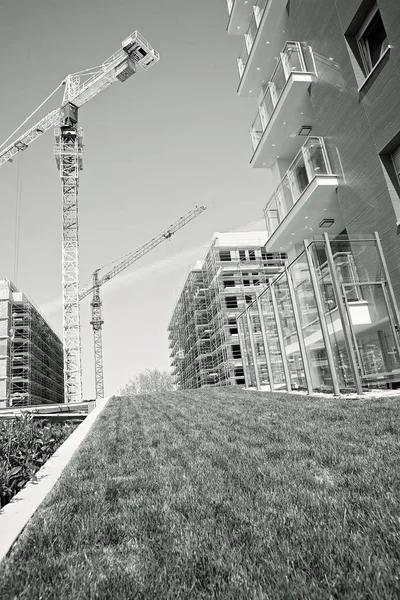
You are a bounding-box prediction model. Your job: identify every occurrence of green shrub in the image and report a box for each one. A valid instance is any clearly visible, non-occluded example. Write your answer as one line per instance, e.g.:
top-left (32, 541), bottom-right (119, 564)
top-left (0, 414), bottom-right (79, 509)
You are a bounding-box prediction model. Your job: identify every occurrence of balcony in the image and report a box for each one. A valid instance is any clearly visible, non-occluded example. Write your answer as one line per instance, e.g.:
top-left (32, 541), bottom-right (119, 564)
top-left (263, 137), bottom-right (341, 252)
top-left (226, 0), bottom-right (254, 35)
top-left (250, 42), bottom-right (317, 168)
top-left (237, 0), bottom-right (288, 97)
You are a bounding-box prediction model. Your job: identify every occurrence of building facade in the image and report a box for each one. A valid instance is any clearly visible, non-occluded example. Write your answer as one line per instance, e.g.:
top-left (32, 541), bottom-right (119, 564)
top-left (0, 279), bottom-right (64, 407)
top-left (225, 0), bottom-right (400, 392)
top-left (168, 233), bottom-right (286, 388)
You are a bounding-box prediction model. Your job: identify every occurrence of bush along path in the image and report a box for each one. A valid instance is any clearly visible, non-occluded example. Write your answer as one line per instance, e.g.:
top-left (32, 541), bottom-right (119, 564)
top-left (0, 413), bottom-right (80, 509)
top-left (0, 389), bottom-right (399, 599)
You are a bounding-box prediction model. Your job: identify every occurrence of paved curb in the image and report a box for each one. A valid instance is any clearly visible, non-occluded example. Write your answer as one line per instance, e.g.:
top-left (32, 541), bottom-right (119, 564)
top-left (0, 396), bottom-right (111, 565)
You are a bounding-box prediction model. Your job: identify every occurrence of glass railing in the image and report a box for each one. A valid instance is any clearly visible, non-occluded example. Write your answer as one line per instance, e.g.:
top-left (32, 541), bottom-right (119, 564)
top-left (263, 137), bottom-right (332, 238)
top-left (237, 0), bottom-right (268, 79)
top-left (250, 42), bottom-right (316, 151)
top-left (227, 0), bottom-right (234, 15)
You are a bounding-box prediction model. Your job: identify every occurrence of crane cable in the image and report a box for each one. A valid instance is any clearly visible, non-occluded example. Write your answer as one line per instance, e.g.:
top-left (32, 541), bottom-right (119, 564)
top-left (13, 153), bottom-right (23, 286)
top-left (0, 81), bottom-right (64, 151)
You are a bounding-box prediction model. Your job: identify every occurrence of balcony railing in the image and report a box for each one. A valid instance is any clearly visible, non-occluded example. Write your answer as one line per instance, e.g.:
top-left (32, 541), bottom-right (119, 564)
top-left (227, 0), bottom-right (234, 15)
top-left (250, 42), bottom-right (316, 151)
top-left (237, 0), bottom-right (268, 79)
top-left (263, 137), bottom-right (332, 238)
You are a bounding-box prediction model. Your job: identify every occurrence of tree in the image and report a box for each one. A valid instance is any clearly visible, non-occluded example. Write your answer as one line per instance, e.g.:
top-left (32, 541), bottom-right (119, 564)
top-left (120, 369), bottom-right (174, 396)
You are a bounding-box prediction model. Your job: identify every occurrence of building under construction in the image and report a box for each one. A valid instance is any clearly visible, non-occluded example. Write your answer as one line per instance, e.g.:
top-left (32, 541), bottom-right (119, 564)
top-left (0, 279), bottom-right (64, 408)
top-left (169, 232), bottom-right (286, 388)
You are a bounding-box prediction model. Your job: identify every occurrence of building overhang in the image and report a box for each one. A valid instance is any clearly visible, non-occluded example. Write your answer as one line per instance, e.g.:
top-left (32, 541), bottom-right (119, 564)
top-left (265, 175), bottom-right (342, 252)
top-left (251, 73), bottom-right (315, 168)
top-left (238, 0), bottom-right (287, 97)
top-left (227, 0), bottom-right (254, 35)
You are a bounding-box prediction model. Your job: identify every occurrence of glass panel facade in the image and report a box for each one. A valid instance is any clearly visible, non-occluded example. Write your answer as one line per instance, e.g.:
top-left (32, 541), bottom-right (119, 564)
top-left (249, 308), bottom-right (269, 385)
top-left (259, 288), bottom-right (287, 388)
top-left (237, 314), bottom-right (256, 387)
top-left (273, 272), bottom-right (307, 390)
top-left (289, 253), bottom-right (333, 392)
top-left (237, 234), bottom-right (400, 394)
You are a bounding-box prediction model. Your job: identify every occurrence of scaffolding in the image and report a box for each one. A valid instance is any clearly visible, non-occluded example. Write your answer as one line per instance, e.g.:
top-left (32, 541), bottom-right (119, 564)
top-left (168, 265), bottom-right (214, 388)
top-left (0, 280), bottom-right (64, 408)
top-left (202, 234), bottom-right (286, 387)
top-left (168, 233), bottom-right (287, 389)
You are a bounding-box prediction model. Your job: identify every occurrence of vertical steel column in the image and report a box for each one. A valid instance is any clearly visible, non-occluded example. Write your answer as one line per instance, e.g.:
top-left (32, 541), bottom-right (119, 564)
top-left (270, 283), bottom-right (292, 391)
top-left (255, 293), bottom-right (274, 392)
top-left (304, 240), bottom-right (340, 396)
top-left (323, 232), bottom-right (363, 394)
top-left (245, 305), bottom-right (261, 390)
top-left (285, 264), bottom-right (313, 394)
top-left (237, 316), bottom-right (251, 387)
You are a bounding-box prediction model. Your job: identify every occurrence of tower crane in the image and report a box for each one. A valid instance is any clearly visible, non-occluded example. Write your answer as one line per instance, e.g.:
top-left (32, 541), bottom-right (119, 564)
top-left (79, 206), bottom-right (207, 399)
top-left (0, 31), bottom-right (160, 403)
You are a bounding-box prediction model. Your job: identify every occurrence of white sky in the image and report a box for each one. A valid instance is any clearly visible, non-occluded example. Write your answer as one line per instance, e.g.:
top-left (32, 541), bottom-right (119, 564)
top-left (0, 0), bottom-right (273, 397)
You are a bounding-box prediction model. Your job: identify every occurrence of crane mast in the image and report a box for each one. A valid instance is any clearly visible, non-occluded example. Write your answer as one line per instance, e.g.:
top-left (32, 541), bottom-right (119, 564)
top-left (79, 206), bottom-right (207, 398)
top-left (90, 270), bottom-right (104, 398)
top-left (0, 31), bottom-right (160, 404)
top-left (54, 104), bottom-right (84, 403)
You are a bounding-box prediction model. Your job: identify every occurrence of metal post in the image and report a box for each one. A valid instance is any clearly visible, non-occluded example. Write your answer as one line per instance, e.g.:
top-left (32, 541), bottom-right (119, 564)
top-left (270, 282), bottom-right (292, 392)
top-left (245, 305), bottom-right (261, 390)
top-left (237, 316), bottom-right (251, 387)
top-left (323, 232), bottom-right (363, 394)
top-left (255, 292), bottom-right (274, 392)
top-left (285, 264), bottom-right (313, 394)
top-left (304, 239), bottom-right (340, 396)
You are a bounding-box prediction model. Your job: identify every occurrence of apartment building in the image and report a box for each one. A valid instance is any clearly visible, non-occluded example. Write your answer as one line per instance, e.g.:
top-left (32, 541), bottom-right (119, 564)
top-left (168, 233), bottom-right (286, 388)
top-left (0, 279), bottom-right (64, 407)
top-left (168, 262), bottom-right (214, 389)
top-left (225, 0), bottom-right (400, 393)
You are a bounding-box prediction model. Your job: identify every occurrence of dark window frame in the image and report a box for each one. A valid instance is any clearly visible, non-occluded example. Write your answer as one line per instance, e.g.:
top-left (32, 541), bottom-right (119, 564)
top-left (356, 5), bottom-right (388, 75)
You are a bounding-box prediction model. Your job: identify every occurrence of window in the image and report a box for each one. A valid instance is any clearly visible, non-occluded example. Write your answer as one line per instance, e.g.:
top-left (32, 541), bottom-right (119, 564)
top-left (392, 145), bottom-right (400, 185)
top-left (378, 135), bottom-right (400, 225)
top-left (223, 280), bottom-right (235, 288)
top-left (245, 295), bottom-right (252, 305)
top-left (219, 251), bottom-right (231, 262)
top-left (249, 250), bottom-right (256, 261)
top-left (239, 250), bottom-right (246, 261)
top-left (229, 326), bottom-right (238, 335)
top-left (232, 345), bottom-right (242, 359)
top-left (344, 2), bottom-right (390, 90)
top-left (356, 5), bottom-right (388, 74)
top-left (225, 296), bottom-right (238, 309)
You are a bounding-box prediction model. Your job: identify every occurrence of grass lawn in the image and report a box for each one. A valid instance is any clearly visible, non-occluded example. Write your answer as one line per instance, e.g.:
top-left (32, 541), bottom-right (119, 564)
top-left (0, 388), bottom-right (399, 599)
